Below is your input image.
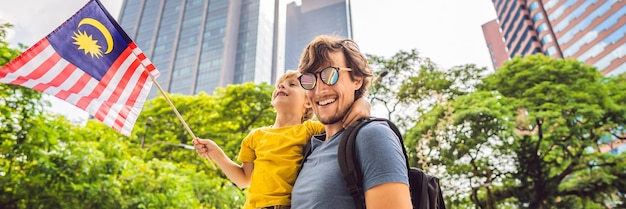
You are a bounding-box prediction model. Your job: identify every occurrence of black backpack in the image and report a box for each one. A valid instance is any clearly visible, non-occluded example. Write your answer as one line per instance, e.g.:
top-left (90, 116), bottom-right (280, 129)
top-left (336, 117), bottom-right (446, 209)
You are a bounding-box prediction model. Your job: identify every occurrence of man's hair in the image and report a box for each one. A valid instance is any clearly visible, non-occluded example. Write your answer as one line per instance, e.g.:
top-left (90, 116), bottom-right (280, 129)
top-left (276, 70), bottom-right (314, 122)
top-left (297, 35), bottom-right (373, 99)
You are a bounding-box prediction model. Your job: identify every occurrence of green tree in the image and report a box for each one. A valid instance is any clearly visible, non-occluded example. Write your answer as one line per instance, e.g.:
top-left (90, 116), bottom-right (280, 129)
top-left (367, 49), bottom-right (438, 130)
top-left (0, 21), bottom-right (12, 39)
top-left (408, 54), bottom-right (626, 208)
top-left (367, 49), bottom-right (488, 167)
top-left (136, 82), bottom-right (275, 162)
top-left (0, 96), bottom-right (251, 208)
top-left (0, 22), bottom-right (50, 209)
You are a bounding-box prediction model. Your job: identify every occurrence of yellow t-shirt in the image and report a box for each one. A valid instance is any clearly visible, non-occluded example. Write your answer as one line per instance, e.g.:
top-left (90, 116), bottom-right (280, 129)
top-left (237, 120), bottom-right (324, 209)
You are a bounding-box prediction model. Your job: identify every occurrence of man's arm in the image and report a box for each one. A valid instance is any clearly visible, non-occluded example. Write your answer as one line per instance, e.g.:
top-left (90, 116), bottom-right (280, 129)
top-left (356, 121), bottom-right (412, 208)
top-left (365, 182), bottom-right (412, 209)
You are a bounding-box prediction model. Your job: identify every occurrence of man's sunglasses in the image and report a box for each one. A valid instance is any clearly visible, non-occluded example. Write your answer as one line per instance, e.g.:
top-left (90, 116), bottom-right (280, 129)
top-left (298, 67), bottom-right (352, 90)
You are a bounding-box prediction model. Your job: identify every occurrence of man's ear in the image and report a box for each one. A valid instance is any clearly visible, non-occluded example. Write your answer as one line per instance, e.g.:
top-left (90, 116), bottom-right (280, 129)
top-left (353, 77), bottom-right (363, 90)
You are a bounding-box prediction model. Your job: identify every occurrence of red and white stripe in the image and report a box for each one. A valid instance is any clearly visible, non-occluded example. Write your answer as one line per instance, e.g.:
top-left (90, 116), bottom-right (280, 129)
top-left (0, 39), bottom-right (159, 136)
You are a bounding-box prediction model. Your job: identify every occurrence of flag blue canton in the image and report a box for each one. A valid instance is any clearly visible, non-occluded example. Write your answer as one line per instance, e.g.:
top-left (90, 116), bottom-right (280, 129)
top-left (47, 0), bottom-right (129, 81)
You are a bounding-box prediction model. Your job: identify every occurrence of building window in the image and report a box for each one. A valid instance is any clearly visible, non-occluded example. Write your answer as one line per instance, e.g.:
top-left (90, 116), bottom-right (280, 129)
top-left (606, 62), bottom-right (626, 76)
top-left (541, 34), bottom-right (553, 45)
top-left (537, 23), bottom-right (548, 33)
top-left (532, 12), bottom-right (544, 23)
top-left (593, 43), bottom-right (626, 70)
top-left (546, 46), bottom-right (557, 56)
top-left (553, 0), bottom-right (598, 33)
top-left (544, 0), bottom-right (558, 10)
top-left (548, 0), bottom-right (579, 21)
top-left (529, 1), bottom-right (540, 11)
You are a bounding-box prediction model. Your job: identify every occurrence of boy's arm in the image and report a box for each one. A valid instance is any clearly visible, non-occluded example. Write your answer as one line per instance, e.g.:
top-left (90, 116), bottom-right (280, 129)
top-left (342, 97), bottom-right (371, 127)
top-left (193, 138), bottom-right (253, 188)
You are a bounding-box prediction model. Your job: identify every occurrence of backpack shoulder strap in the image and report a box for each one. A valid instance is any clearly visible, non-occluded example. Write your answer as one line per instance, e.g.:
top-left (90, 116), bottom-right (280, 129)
top-left (338, 117), bottom-right (408, 209)
top-left (338, 117), bottom-right (371, 209)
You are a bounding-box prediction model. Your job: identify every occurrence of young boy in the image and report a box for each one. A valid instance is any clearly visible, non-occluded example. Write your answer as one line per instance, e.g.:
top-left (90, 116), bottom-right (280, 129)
top-left (193, 70), bottom-right (370, 209)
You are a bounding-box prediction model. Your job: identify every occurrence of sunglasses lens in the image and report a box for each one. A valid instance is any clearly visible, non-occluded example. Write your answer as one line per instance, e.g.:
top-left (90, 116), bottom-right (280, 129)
top-left (299, 73), bottom-right (316, 90)
top-left (320, 67), bottom-right (339, 85)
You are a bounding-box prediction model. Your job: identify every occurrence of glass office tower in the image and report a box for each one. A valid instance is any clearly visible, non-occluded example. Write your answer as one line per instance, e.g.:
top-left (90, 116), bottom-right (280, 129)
top-left (482, 0), bottom-right (625, 75)
top-left (284, 0), bottom-right (353, 72)
top-left (119, 0), bottom-right (275, 98)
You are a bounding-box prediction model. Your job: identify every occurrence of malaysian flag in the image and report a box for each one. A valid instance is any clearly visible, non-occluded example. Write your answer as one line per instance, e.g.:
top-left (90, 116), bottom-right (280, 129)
top-left (0, 0), bottom-right (159, 136)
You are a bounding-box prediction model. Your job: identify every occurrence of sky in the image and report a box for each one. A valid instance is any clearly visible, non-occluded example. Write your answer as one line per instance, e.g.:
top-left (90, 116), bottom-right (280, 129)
top-left (0, 0), bottom-right (497, 121)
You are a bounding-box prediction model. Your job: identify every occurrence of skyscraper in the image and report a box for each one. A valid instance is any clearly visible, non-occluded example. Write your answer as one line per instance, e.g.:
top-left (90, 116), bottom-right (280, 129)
top-left (119, 0), bottom-right (276, 98)
top-left (482, 0), bottom-right (625, 75)
top-left (118, 0), bottom-right (353, 98)
top-left (283, 0), bottom-right (353, 72)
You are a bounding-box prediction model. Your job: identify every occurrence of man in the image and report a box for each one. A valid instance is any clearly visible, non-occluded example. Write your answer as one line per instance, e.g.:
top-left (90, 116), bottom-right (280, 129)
top-left (291, 35), bottom-right (412, 209)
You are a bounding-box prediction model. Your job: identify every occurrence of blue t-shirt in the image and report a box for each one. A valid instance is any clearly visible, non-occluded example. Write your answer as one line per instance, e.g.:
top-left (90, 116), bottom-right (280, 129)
top-left (291, 121), bottom-right (409, 208)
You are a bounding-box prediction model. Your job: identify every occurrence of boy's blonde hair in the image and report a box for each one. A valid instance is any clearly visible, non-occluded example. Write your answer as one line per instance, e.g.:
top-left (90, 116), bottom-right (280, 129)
top-left (276, 70), bottom-right (314, 122)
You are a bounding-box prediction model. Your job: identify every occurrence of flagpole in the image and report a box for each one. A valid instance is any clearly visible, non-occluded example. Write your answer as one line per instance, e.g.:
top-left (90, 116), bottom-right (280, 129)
top-left (146, 73), bottom-right (217, 169)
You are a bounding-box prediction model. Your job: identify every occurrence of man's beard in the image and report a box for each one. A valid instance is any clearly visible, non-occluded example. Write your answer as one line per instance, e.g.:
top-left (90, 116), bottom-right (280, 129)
top-left (317, 104), bottom-right (351, 125)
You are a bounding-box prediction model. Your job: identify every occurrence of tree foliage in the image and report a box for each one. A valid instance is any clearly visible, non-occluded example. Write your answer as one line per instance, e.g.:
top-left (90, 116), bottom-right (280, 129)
top-left (2, 116), bottom-right (246, 209)
top-left (407, 54), bottom-right (626, 208)
top-left (367, 49), bottom-right (488, 169)
top-left (367, 49), bottom-right (437, 130)
top-left (135, 82), bottom-right (275, 162)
